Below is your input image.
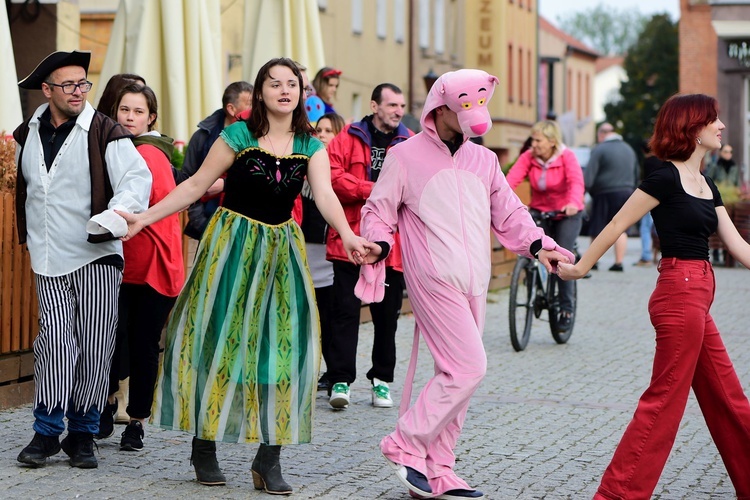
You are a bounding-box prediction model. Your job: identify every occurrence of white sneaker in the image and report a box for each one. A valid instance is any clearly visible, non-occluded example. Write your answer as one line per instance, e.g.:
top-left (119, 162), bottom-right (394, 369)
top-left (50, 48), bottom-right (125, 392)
top-left (329, 383), bottom-right (350, 409)
top-left (371, 378), bottom-right (393, 408)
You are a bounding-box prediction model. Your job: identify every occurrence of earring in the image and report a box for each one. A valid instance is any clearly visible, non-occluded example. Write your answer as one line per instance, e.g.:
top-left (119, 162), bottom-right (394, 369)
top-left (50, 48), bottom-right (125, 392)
top-left (697, 137), bottom-right (702, 145)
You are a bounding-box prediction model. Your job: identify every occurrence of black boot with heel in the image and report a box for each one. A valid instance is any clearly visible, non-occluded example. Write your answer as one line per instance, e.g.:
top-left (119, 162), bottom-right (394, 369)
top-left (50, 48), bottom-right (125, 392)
top-left (190, 437), bottom-right (226, 486)
top-left (251, 444), bottom-right (292, 495)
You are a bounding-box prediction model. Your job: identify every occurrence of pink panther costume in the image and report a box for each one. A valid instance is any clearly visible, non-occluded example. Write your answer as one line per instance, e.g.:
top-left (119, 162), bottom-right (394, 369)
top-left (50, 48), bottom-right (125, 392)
top-left (358, 69), bottom-right (574, 497)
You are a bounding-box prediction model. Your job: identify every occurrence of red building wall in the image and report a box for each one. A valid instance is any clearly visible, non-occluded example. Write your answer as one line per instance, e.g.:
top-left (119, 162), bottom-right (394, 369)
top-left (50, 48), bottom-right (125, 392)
top-left (679, 0), bottom-right (717, 96)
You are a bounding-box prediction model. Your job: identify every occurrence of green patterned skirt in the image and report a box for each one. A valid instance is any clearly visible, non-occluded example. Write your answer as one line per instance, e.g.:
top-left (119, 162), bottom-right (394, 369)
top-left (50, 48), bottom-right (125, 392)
top-left (151, 207), bottom-right (319, 444)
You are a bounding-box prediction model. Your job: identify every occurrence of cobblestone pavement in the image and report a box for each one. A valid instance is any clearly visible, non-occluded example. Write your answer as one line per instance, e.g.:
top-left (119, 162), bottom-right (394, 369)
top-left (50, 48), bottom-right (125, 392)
top-left (1, 238), bottom-right (748, 499)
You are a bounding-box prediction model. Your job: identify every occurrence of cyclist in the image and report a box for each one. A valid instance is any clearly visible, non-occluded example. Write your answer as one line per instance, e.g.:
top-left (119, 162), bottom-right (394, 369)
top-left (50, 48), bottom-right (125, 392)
top-left (506, 120), bottom-right (585, 332)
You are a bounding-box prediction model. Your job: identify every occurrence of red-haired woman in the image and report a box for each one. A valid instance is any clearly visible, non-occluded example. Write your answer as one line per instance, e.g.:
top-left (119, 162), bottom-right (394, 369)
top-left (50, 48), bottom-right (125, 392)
top-left (558, 93), bottom-right (750, 499)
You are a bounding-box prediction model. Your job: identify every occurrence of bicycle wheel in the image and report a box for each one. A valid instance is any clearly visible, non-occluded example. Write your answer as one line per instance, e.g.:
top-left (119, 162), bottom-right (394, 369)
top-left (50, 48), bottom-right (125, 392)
top-left (509, 257), bottom-right (535, 351)
top-left (549, 275), bottom-right (576, 344)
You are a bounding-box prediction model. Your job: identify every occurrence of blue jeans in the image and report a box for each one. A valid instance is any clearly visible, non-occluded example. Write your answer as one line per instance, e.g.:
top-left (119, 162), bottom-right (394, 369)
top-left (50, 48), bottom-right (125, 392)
top-left (33, 403), bottom-right (101, 436)
top-left (640, 213), bottom-right (654, 261)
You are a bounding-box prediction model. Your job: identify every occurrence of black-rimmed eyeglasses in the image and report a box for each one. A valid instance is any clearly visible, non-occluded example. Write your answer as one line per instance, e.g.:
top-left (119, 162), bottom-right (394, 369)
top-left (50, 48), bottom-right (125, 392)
top-left (46, 81), bottom-right (93, 94)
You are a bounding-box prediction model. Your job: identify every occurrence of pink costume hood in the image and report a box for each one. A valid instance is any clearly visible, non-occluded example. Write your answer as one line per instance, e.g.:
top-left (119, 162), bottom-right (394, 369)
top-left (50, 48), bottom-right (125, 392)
top-left (421, 69), bottom-right (500, 139)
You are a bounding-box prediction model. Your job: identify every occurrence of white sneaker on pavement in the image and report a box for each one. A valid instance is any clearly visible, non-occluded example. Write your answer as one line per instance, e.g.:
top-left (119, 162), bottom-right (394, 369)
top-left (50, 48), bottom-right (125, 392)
top-left (329, 382), bottom-right (350, 409)
top-left (371, 378), bottom-right (393, 408)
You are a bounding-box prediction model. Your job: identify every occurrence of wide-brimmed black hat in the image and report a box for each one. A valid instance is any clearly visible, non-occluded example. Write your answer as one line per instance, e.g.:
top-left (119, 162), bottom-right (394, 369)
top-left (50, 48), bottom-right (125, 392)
top-left (18, 50), bottom-right (91, 90)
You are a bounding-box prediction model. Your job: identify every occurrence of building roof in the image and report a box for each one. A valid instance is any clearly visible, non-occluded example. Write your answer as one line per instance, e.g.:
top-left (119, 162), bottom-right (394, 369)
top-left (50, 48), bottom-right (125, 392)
top-left (595, 55), bottom-right (625, 74)
top-left (539, 16), bottom-right (600, 59)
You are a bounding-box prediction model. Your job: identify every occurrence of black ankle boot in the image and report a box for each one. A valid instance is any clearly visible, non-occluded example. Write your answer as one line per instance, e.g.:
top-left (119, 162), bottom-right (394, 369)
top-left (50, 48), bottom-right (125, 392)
top-left (190, 437), bottom-right (226, 486)
top-left (251, 444), bottom-right (292, 495)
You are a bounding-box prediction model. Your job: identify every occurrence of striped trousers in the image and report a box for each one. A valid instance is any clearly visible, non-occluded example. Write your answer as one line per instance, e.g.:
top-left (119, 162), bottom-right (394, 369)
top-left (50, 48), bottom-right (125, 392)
top-left (33, 263), bottom-right (121, 417)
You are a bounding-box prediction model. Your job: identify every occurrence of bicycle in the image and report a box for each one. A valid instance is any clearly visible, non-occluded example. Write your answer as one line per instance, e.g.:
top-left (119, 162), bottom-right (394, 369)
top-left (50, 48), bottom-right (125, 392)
top-left (508, 210), bottom-right (577, 351)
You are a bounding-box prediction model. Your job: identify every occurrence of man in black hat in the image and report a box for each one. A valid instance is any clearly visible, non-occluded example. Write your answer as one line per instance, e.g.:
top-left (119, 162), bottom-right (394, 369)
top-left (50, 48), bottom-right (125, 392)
top-left (13, 50), bottom-right (151, 469)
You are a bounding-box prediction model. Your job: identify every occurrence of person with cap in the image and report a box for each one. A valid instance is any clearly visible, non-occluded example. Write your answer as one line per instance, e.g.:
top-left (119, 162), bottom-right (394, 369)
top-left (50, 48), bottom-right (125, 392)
top-left (357, 69), bottom-right (573, 498)
top-left (13, 50), bottom-right (151, 469)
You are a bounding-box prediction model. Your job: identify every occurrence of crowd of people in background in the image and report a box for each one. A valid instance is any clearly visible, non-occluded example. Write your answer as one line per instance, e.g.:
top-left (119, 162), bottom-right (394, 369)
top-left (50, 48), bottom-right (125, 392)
top-left (11, 48), bottom-right (750, 500)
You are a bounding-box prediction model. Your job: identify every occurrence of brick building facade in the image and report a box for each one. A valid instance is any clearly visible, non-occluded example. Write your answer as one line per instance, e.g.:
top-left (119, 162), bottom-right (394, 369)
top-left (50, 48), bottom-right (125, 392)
top-left (680, 0), bottom-right (750, 176)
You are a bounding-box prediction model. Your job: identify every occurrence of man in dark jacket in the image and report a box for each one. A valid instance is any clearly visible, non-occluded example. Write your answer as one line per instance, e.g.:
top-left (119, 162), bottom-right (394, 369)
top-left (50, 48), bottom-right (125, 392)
top-left (176, 81), bottom-right (252, 240)
top-left (325, 83), bottom-right (413, 410)
top-left (584, 123), bottom-right (638, 271)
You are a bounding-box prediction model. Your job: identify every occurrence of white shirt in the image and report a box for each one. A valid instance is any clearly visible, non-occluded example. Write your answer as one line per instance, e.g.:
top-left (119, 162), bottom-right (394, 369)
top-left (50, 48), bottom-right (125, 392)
top-left (18, 102), bottom-right (152, 277)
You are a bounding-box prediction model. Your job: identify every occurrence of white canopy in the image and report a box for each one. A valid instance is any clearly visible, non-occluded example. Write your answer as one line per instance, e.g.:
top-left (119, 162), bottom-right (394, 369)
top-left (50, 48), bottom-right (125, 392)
top-left (1, 2), bottom-right (22, 136)
top-left (96, 0), bottom-right (223, 143)
top-left (243, 0), bottom-right (326, 83)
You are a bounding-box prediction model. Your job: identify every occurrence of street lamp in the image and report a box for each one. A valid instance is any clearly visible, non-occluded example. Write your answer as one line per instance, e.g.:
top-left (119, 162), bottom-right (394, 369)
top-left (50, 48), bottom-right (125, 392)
top-left (423, 68), bottom-right (439, 93)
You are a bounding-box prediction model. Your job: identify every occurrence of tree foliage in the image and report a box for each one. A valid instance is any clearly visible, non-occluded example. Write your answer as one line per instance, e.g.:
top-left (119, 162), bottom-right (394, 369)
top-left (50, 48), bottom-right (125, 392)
top-left (603, 14), bottom-right (679, 150)
top-left (556, 4), bottom-right (649, 56)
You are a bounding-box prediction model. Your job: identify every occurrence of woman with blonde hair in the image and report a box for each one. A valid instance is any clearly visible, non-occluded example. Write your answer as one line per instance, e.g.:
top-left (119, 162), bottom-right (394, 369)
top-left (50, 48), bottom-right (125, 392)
top-left (506, 120), bottom-right (585, 333)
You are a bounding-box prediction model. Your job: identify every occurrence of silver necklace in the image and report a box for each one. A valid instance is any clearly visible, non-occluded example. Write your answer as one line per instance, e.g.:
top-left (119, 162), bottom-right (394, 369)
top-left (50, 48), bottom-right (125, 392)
top-left (267, 133), bottom-right (294, 166)
top-left (683, 161), bottom-right (704, 194)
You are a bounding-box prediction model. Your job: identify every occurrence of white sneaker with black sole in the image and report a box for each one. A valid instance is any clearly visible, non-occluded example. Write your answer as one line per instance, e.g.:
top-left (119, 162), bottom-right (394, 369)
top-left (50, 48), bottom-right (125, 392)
top-left (329, 382), bottom-right (350, 409)
top-left (371, 378), bottom-right (393, 408)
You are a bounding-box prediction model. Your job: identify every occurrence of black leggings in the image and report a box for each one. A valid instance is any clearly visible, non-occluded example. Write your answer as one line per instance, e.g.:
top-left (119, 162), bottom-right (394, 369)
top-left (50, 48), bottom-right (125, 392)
top-left (108, 283), bottom-right (176, 419)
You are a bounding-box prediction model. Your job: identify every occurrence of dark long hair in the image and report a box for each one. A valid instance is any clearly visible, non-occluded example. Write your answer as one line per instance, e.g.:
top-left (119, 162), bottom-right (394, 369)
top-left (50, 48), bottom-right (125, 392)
top-left (247, 57), bottom-right (314, 138)
top-left (97, 73), bottom-right (146, 118)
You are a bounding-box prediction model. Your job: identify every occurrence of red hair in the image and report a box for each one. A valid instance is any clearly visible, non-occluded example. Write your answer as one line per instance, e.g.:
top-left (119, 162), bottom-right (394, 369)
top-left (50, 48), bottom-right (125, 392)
top-left (649, 94), bottom-right (718, 161)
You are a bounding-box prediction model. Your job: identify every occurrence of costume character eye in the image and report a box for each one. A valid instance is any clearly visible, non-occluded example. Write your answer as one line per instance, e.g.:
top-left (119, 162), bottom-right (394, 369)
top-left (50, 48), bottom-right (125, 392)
top-left (477, 98), bottom-right (486, 106)
top-left (462, 102), bottom-right (472, 109)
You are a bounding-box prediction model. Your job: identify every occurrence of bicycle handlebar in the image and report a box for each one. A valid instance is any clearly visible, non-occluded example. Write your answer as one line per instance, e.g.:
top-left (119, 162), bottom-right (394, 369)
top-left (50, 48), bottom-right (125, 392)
top-left (529, 209), bottom-right (567, 223)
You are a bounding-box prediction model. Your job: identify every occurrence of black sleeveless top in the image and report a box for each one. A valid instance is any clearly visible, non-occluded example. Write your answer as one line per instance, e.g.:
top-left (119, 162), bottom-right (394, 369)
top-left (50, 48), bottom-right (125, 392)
top-left (638, 162), bottom-right (723, 260)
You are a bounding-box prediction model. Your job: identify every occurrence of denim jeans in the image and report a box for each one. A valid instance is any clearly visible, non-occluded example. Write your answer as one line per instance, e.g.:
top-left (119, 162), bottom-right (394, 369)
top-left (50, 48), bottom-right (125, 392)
top-left (33, 403), bottom-right (101, 436)
top-left (639, 213), bottom-right (653, 261)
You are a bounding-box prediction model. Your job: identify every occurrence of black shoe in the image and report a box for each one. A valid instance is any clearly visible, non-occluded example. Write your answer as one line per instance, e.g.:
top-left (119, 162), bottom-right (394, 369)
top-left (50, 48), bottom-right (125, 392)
top-left (436, 489), bottom-right (485, 499)
top-left (251, 444), bottom-right (293, 495)
top-left (191, 437), bottom-right (226, 486)
top-left (557, 311), bottom-right (572, 332)
top-left (17, 432), bottom-right (61, 467)
top-left (120, 421), bottom-right (144, 451)
top-left (61, 432), bottom-right (98, 468)
top-left (317, 373), bottom-right (329, 392)
top-left (95, 399), bottom-right (117, 440)
top-left (608, 263), bottom-right (624, 272)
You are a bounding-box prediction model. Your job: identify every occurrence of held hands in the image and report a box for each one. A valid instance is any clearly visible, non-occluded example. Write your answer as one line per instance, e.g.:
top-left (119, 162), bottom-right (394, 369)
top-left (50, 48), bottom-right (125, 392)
top-left (342, 232), bottom-right (382, 265)
top-left (114, 210), bottom-right (146, 242)
top-left (556, 261), bottom-right (588, 281)
top-left (537, 248), bottom-right (573, 274)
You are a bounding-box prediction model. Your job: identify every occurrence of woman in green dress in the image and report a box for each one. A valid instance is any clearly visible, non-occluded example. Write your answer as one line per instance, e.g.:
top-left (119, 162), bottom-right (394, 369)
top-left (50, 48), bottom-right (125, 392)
top-left (118, 58), bottom-right (374, 495)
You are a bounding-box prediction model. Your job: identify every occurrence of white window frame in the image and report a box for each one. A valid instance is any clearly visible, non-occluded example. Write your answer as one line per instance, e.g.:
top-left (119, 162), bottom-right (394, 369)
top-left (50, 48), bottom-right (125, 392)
top-left (434, 0), bottom-right (445, 55)
top-left (394, 0), bottom-right (405, 43)
top-left (419, 0), bottom-right (430, 50)
top-left (352, 0), bottom-right (363, 35)
top-left (376, 0), bottom-right (387, 39)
